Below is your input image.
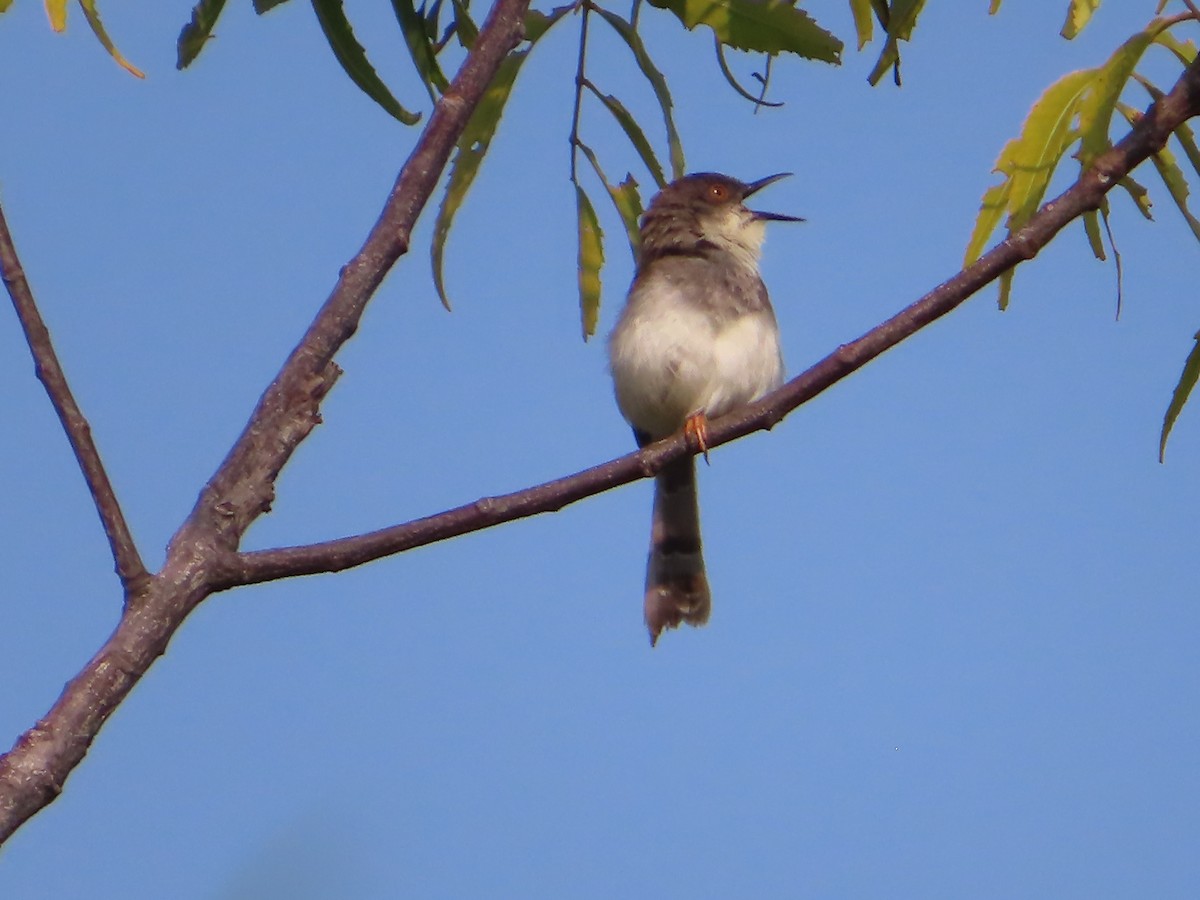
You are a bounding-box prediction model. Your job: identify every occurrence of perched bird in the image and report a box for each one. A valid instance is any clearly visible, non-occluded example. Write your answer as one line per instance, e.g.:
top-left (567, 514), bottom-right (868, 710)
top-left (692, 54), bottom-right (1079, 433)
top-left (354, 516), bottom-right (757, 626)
top-left (608, 172), bottom-right (801, 645)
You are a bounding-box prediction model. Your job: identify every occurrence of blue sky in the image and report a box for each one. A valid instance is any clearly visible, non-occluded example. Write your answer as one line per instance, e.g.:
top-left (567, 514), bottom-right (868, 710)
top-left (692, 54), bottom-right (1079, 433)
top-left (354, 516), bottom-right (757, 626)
top-left (2, 2), bottom-right (1198, 897)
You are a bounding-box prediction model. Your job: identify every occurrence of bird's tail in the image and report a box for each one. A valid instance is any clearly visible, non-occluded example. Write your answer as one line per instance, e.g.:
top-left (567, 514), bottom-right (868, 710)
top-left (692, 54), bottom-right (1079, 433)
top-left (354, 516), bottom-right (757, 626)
top-left (644, 456), bottom-right (711, 646)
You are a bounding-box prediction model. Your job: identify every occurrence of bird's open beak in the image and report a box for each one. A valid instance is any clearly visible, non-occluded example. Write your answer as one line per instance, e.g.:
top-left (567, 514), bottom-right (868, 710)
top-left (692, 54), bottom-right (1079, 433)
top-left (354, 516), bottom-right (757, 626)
top-left (745, 172), bottom-right (804, 223)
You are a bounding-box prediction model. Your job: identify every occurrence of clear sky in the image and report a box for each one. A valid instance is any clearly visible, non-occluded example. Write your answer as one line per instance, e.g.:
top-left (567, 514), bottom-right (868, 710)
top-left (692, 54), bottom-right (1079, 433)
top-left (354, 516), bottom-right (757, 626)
top-left (2, 2), bottom-right (1198, 897)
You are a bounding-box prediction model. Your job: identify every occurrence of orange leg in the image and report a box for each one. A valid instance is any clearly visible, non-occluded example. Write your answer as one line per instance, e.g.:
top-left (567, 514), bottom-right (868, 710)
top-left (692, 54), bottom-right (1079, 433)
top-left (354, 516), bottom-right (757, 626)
top-left (684, 412), bottom-right (710, 464)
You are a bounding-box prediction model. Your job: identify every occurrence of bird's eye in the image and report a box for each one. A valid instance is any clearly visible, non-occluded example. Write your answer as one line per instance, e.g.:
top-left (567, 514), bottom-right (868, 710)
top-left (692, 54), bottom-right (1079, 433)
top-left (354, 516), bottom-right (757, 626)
top-left (706, 183), bottom-right (730, 203)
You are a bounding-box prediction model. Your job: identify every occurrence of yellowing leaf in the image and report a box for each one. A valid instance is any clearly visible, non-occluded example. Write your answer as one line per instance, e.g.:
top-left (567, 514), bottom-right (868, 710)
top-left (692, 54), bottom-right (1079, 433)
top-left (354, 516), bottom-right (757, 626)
top-left (1060, 0), bottom-right (1100, 40)
top-left (45, 0), bottom-right (67, 31)
top-left (648, 0), bottom-right (842, 63)
top-left (1076, 25), bottom-right (1158, 168)
top-left (79, 0), bottom-right (144, 77)
top-left (576, 186), bottom-right (604, 340)
top-left (848, 0), bottom-right (873, 50)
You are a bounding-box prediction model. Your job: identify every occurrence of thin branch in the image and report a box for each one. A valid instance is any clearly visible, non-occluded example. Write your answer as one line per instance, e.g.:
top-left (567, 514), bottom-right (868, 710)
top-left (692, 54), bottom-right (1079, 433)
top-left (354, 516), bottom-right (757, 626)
top-left (227, 51), bottom-right (1200, 588)
top-left (0, 0), bottom-right (535, 846)
top-left (0, 203), bottom-right (148, 592)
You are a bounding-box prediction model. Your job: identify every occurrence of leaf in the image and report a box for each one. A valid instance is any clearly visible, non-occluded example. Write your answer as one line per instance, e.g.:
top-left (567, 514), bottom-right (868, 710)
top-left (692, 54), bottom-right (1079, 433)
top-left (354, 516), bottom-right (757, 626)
top-left (311, 0), bottom-right (421, 126)
top-left (431, 51), bottom-right (527, 309)
top-left (1117, 175), bottom-right (1154, 220)
top-left (576, 186), bottom-right (605, 340)
top-left (1161, 331), bottom-right (1200, 461)
top-left (989, 0), bottom-right (1002, 13)
top-left (0, 0), bottom-right (16, 13)
top-left (45, 0), bottom-right (67, 31)
top-left (178, 0), bottom-right (228, 69)
top-left (451, 0), bottom-right (478, 48)
top-left (584, 81), bottom-right (666, 188)
top-left (391, 0), bottom-right (449, 101)
top-left (648, 0), bottom-right (841, 62)
top-left (997, 267), bottom-right (1014, 312)
top-left (848, 0), bottom-right (873, 50)
top-left (1153, 29), bottom-right (1197, 67)
top-left (79, 0), bottom-right (144, 77)
top-left (254, 0), bottom-right (293, 11)
top-left (1118, 102), bottom-right (1200, 243)
top-left (1060, 0), bottom-right (1100, 40)
top-left (592, 7), bottom-right (685, 178)
top-left (964, 68), bottom-right (1094, 264)
top-left (1076, 25), bottom-right (1157, 168)
top-left (866, 0), bottom-right (925, 86)
top-left (1082, 209), bottom-right (1106, 260)
top-left (575, 140), bottom-right (643, 261)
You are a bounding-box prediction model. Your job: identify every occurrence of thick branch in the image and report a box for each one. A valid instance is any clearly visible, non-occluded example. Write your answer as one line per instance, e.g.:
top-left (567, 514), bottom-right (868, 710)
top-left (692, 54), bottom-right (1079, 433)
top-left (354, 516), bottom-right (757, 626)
top-left (0, 204), bottom-right (147, 591)
top-left (227, 51), bottom-right (1200, 586)
top-left (0, 0), bottom-right (534, 845)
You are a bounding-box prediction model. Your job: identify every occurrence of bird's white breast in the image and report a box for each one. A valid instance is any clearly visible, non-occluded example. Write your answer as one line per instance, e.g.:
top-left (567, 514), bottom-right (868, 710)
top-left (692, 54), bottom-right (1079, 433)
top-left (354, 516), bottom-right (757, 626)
top-left (609, 281), bottom-right (784, 440)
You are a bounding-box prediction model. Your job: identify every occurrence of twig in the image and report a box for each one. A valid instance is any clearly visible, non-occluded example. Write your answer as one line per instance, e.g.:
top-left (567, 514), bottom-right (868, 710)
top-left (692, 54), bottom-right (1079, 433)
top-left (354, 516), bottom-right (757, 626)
top-left (0, 203), bottom-right (147, 593)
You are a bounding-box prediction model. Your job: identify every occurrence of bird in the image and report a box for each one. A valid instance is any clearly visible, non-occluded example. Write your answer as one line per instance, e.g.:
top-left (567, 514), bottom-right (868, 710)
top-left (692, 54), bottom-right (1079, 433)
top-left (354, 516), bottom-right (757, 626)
top-left (608, 172), bottom-right (801, 646)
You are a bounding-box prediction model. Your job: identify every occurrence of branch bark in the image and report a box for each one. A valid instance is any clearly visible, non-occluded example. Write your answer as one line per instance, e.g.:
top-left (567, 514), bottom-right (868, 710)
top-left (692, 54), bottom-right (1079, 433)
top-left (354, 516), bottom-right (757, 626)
top-left (0, 204), bottom-right (147, 592)
top-left (0, 0), bottom-right (533, 845)
top-left (223, 53), bottom-right (1200, 587)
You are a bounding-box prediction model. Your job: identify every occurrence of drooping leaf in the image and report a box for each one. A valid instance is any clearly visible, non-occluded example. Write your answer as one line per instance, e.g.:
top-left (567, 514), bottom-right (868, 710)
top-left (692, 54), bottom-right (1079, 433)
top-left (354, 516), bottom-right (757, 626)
top-left (1161, 331), bottom-right (1200, 461)
top-left (988, 0), bottom-right (1001, 14)
top-left (575, 140), bottom-right (643, 261)
top-left (0, 0), bottom-right (16, 13)
top-left (1153, 29), bottom-right (1197, 67)
top-left (1117, 102), bottom-right (1200, 243)
top-left (1135, 72), bottom-right (1200, 183)
top-left (584, 81), bottom-right (666, 188)
top-left (431, 51), bottom-right (527, 308)
top-left (451, 0), bottom-right (478, 48)
top-left (866, 0), bottom-right (925, 86)
top-left (1076, 25), bottom-right (1157, 168)
top-left (592, 7), bottom-right (685, 179)
top-left (713, 38), bottom-right (784, 108)
top-left (178, 0), bottom-right (228, 69)
top-left (254, 0), bottom-right (293, 11)
top-left (391, 0), bottom-right (449, 101)
top-left (964, 180), bottom-right (1011, 266)
top-left (848, 0), bottom-right (873, 50)
top-left (1060, 0), bottom-right (1100, 40)
top-left (576, 186), bottom-right (605, 340)
top-left (45, 0), bottom-right (67, 31)
top-left (1082, 209), bottom-right (1106, 260)
top-left (79, 0), bottom-right (144, 77)
top-left (648, 0), bottom-right (842, 63)
top-left (1117, 175), bottom-right (1154, 220)
top-left (311, 0), bottom-right (421, 125)
top-left (997, 267), bottom-right (1014, 312)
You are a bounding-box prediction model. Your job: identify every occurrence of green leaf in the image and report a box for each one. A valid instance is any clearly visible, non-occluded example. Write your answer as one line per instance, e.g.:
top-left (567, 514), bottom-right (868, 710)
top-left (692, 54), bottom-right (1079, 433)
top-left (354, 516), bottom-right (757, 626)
top-left (1082, 209), bottom-right (1106, 260)
top-left (575, 140), bottom-right (643, 261)
top-left (178, 0), bottom-right (228, 69)
top-left (1118, 102), bottom-right (1200, 243)
top-left (848, 0), bottom-right (873, 50)
top-left (965, 68), bottom-right (1093, 264)
top-left (1060, 0), bottom-right (1100, 40)
top-left (584, 82), bottom-right (666, 188)
top-left (0, 0), bottom-right (16, 13)
top-left (79, 0), bottom-right (143, 77)
top-left (648, 0), bottom-right (841, 62)
top-left (431, 51), bottom-right (528, 309)
top-left (576, 186), bottom-right (605, 340)
top-left (592, 7), bottom-right (685, 179)
top-left (311, 0), bottom-right (421, 125)
top-left (1117, 175), bottom-right (1154, 220)
top-left (1161, 331), bottom-right (1200, 461)
top-left (254, 0), bottom-right (293, 11)
top-left (866, 0), bottom-right (925, 86)
top-left (997, 267), bottom-right (1014, 312)
top-left (1076, 25), bottom-right (1157, 168)
top-left (451, 0), bottom-right (479, 48)
top-left (391, 0), bottom-right (450, 101)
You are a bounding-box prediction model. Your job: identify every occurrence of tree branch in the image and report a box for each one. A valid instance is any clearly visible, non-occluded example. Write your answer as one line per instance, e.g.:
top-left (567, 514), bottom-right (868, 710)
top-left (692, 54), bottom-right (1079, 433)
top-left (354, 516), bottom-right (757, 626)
top-left (0, 204), bottom-right (148, 592)
top-left (0, 0), bottom-right (534, 845)
top-left (225, 51), bottom-right (1200, 587)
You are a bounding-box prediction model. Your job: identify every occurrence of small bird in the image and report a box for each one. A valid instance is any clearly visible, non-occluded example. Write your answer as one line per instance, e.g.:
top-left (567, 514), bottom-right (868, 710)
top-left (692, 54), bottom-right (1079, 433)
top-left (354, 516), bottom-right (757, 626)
top-left (608, 172), bottom-right (801, 646)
